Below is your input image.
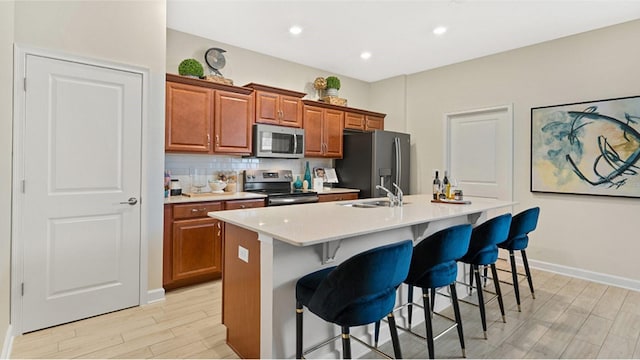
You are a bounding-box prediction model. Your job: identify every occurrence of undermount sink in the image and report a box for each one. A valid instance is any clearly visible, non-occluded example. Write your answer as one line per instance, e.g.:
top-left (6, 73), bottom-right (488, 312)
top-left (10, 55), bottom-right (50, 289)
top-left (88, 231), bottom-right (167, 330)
top-left (341, 200), bottom-right (410, 208)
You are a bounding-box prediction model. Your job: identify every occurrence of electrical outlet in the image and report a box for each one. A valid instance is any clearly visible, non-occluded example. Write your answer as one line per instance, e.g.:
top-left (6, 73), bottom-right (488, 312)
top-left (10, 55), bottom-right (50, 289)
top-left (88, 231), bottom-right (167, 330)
top-left (238, 245), bottom-right (249, 263)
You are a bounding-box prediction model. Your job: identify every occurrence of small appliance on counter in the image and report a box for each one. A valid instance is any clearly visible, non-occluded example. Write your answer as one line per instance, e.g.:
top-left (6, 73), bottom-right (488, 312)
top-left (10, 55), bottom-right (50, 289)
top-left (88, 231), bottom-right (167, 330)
top-left (243, 169), bottom-right (318, 206)
top-left (170, 179), bottom-right (182, 196)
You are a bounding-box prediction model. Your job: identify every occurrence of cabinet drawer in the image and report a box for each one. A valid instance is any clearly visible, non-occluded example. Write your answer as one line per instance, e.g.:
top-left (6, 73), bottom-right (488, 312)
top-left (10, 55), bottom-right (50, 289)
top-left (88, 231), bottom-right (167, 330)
top-left (225, 199), bottom-right (265, 210)
top-left (173, 202), bottom-right (223, 219)
top-left (318, 192), bottom-right (359, 203)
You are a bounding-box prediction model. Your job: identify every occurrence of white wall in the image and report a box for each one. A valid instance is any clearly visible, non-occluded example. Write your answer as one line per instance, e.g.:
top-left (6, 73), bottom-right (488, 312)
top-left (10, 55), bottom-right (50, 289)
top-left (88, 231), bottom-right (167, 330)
top-left (376, 20), bottom-right (640, 285)
top-left (0, 1), bottom-right (15, 354)
top-left (13, 0), bottom-right (167, 296)
top-left (167, 29), bottom-right (371, 110)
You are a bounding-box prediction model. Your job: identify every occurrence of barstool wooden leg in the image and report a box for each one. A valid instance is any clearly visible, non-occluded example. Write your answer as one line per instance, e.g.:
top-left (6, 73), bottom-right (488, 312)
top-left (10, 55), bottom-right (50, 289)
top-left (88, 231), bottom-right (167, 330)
top-left (473, 265), bottom-right (488, 339)
top-left (509, 250), bottom-right (522, 311)
top-left (374, 320), bottom-right (381, 347)
top-left (407, 285), bottom-right (414, 329)
top-left (387, 313), bottom-right (403, 359)
top-left (296, 302), bottom-right (303, 359)
top-left (341, 326), bottom-right (351, 359)
top-left (449, 283), bottom-right (466, 358)
top-left (422, 289), bottom-right (434, 359)
top-left (490, 264), bottom-right (506, 322)
top-left (521, 250), bottom-right (535, 299)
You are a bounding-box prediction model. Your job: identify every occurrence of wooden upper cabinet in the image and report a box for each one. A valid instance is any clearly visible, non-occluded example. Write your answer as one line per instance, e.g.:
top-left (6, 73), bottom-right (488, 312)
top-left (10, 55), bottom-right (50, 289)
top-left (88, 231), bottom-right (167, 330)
top-left (214, 90), bottom-right (253, 154)
top-left (245, 83), bottom-right (306, 128)
top-left (344, 111), bottom-right (365, 131)
top-left (365, 115), bottom-right (384, 131)
top-left (165, 74), bottom-right (254, 154)
top-left (324, 109), bottom-right (344, 157)
top-left (302, 102), bottom-right (344, 158)
top-left (165, 81), bottom-right (213, 152)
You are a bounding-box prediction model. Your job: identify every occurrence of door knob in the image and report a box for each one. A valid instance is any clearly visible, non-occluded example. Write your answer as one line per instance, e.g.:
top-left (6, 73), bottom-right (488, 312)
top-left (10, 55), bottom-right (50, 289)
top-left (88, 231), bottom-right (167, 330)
top-left (120, 197), bottom-right (138, 205)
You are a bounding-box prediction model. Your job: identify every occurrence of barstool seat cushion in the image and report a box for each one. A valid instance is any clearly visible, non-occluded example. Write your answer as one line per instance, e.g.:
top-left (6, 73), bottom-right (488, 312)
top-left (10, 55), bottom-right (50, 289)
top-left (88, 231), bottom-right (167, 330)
top-left (296, 240), bottom-right (413, 327)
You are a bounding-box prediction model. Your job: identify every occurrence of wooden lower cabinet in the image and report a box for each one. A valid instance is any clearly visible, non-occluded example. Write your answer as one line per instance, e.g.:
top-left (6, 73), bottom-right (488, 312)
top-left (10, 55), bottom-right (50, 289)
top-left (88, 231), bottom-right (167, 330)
top-left (163, 199), bottom-right (265, 290)
top-left (317, 192), bottom-right (359, 202)
top-left (223, 224), bottom-right (261, 359)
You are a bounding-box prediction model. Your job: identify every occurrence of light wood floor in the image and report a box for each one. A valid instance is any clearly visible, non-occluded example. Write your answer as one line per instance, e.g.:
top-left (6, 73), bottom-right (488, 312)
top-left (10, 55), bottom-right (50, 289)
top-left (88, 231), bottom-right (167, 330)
top-left (10, 261), bottom-right (640, 359)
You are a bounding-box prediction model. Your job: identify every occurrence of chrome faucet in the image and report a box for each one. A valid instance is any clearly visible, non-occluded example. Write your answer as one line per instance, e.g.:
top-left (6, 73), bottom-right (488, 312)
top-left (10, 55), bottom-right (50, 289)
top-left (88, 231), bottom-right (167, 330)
top-left (376, 183), bottom-right (404, 207)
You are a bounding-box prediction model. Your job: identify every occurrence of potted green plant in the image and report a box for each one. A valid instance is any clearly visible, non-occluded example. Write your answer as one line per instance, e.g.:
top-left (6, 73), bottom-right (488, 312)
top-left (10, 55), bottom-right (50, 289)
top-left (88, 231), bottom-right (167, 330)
top-left (325, 76), bottom-right (341, 96)
top-left (178, 58), bottom-right (204, 78)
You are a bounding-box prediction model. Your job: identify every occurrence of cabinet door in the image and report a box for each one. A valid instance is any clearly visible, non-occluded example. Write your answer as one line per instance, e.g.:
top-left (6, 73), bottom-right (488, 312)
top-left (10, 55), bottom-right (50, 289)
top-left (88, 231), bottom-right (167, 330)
top-left (344, 111), bottom-right (365, 130)
top-left (214, 90), bottom-right (254, 154)
top-left (365, 115), bottom-right (384, 131)
top-left (303, 105), bottom-right (324, 156)
top-left (324, 109), bottom-right (344, 158)
top-left (165, 81), bottom-right (213, 152)
top-left (254, 91), bottom-right (279, 125)
top-left (172, 217), bottom-right (222, 281)
top-left (279, 95), bottom-right (302, 128)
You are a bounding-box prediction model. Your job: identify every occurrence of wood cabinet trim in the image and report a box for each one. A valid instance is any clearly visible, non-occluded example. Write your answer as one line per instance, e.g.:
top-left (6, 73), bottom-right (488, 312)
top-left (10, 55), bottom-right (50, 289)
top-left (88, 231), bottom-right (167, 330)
top-left (166, 73), bottom-right (253, 95)
top-left (301, 99), bottom-right (386, 118)
top-left (244, 82), bottom-right (306, 98)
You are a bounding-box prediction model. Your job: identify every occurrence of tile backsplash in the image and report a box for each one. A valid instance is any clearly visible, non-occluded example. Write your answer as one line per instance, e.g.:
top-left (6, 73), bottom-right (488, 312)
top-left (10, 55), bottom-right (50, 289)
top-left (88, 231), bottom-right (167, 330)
top-left (165, 153), bottom-right (332, 193)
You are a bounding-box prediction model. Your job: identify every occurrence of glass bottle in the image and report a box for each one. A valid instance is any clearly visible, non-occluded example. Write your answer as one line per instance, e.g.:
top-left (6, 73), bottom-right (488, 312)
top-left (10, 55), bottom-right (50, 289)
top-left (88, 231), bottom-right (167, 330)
top-left (304, 161), bottom-right (312, 189)
top-left (443, 171), bottom-right (451, 199)
top-left (432, 170), bottom-right (441, 200)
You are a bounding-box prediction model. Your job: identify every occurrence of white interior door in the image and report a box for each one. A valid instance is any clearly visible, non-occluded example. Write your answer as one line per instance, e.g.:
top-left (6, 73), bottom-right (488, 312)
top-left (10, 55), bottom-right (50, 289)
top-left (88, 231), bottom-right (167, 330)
top-left (445, 105), bottom-right (513, 200)
top-left (20, 54), bottom-right (142, 332)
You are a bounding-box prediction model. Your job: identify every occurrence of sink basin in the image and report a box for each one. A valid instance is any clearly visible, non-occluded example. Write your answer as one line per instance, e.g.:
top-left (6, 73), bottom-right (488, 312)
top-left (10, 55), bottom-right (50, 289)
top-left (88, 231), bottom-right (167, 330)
top-left (341, 200), bottom-right (410, 208)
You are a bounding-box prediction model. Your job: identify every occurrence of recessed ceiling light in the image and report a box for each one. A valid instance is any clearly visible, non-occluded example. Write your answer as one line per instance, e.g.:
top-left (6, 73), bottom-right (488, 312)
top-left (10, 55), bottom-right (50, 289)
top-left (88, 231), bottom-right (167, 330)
top-left (433, 26), bottom-right (447, 35)
top-left (360, 52), bottom-right (372, 60)
top-left (289, 26), bottom-right (303, 35)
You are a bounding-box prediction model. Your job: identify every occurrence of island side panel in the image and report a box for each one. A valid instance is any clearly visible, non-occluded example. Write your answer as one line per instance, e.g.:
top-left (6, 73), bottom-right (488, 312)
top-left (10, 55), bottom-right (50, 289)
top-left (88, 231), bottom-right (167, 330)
top-left (223, 223), bottom-right (261, 359)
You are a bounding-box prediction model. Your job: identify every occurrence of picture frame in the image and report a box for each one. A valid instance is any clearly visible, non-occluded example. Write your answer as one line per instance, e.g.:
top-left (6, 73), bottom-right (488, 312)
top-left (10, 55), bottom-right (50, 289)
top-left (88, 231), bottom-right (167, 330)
top-left (531, 95), bottom-right (640, 198)
top-left (313, 167), bottom-right (326, 180)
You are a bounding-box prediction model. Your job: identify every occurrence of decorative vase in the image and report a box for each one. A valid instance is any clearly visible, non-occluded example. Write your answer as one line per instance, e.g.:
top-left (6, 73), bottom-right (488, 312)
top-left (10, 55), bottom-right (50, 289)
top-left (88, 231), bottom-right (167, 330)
top-left (304, 162), bottom-right (312, 188)
top-left (326, 88), bottom-right (339, 97)
top-left (293, 176), bottom-right (303, 189)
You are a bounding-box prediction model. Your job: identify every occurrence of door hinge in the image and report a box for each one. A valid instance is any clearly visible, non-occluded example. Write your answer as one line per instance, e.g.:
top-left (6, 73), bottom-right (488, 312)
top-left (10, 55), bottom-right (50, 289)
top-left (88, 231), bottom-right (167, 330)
top-left (21, 283), bottom-right (24, 296)
top-left (23, 77), bottom-right (26, 92)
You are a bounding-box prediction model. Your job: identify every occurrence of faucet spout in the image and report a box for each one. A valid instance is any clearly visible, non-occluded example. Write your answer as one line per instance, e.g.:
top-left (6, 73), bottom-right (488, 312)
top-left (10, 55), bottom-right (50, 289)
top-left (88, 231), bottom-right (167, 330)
top-left (375, 184), bottom-right (399, 207)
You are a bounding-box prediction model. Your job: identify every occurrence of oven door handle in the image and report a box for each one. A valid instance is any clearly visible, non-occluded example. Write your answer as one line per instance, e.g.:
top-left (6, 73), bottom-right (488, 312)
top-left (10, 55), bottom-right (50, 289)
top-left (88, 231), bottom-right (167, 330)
top-left (268, 195), bottom-right (319, 206)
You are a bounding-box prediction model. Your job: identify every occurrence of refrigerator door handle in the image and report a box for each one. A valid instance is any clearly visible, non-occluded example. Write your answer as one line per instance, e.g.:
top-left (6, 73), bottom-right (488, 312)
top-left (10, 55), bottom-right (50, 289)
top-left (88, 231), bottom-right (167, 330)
top-left (394, 137), bottom-right (401, 192)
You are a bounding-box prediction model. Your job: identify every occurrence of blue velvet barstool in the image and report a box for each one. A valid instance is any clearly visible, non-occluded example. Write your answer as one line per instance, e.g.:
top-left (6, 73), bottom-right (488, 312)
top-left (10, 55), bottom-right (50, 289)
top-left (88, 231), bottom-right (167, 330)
top-left (401, 224), bottom-right (472, 359)
top-left (458, 213), bottom-right (511, 339)
top-left (295, 240), bottom-right (413, 359)
top-left (497, 207), bottom-right (540, 311)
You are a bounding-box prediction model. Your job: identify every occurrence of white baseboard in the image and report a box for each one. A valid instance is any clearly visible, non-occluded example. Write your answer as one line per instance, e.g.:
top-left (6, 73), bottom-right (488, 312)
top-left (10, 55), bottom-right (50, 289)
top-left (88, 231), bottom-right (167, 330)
top-left (1, 324), bottom-right (13, 360)
top-left (146, 287), bottom-right (165, 304)
top-left (527, 258), bottom-right (640, 292)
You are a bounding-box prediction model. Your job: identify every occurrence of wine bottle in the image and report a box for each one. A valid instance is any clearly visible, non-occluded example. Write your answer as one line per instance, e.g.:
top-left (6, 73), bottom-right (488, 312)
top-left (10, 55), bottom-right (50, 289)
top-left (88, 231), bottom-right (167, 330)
top-left (432, 171), bottom-right (441, 200)
top-left (443, 171), bottom-right (451, 199)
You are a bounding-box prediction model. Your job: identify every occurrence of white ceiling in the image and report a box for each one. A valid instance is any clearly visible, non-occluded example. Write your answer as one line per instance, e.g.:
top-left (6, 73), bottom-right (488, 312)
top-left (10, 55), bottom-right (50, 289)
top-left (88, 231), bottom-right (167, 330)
top-left (167, 0), bottom-right (640, 82)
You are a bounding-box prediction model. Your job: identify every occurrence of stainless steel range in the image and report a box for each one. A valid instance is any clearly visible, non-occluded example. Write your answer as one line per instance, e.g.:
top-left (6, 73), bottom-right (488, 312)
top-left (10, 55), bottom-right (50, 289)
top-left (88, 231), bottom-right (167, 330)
top-left (243, 169), bottom-right (319, 206)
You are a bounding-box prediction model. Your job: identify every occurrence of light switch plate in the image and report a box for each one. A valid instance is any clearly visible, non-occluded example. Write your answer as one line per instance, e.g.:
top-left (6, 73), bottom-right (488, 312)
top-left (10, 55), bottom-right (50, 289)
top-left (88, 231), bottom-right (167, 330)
top-left (238, 245), bottom-right (249, 263)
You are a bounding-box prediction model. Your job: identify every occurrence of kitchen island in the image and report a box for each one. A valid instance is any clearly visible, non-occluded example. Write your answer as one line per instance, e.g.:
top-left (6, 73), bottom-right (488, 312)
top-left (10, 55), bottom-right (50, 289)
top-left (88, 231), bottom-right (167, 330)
top-left (208, 194), bottom-right (514, 358)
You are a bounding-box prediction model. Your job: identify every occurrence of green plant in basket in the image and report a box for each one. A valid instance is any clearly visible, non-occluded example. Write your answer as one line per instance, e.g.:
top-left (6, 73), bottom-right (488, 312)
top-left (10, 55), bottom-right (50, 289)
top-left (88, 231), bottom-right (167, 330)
top-left (325, 76), bottom-right (341, 90)
top-left (178, 58), bottom-right (204, 78)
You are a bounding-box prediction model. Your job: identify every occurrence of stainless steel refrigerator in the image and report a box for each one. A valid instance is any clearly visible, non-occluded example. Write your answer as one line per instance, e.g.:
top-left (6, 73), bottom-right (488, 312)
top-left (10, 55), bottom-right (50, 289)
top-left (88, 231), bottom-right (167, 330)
top-left (335, 130), bottom-right (410, 198)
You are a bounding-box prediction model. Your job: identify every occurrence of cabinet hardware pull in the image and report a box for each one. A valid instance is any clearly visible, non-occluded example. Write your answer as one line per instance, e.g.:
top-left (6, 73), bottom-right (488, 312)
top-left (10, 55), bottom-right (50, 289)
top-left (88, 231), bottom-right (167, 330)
top-left (241, 205), bottom-right (246, 208)
top-left (215, 134), bottom-right (219, 146)
top-left (207, 134), bottom-right (210, 146)
top-left (191, 208), bottom-right (206, 212)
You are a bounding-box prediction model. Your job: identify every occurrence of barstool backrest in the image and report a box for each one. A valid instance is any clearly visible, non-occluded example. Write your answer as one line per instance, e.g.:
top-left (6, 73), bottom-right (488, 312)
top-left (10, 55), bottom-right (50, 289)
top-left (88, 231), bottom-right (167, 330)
top-left (406, 224), bottom-right (472, 286)
top-left (505, 207), bottom-right (540, 249)
top-left (307, 240), bottom-right (413, 326)
top-left (463, 213), bottom-right (512, 265)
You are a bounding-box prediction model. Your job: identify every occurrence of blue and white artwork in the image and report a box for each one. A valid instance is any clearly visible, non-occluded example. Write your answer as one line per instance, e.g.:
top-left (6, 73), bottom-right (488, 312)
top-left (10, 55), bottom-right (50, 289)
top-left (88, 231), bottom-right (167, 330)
top-left (531, 95), bottom-right (640, 198)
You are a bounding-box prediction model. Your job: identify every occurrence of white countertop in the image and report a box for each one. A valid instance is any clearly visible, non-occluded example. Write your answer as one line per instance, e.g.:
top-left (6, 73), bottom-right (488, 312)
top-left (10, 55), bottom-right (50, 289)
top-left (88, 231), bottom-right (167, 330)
top-left (209, 194), bottom-right (515, 246)
top-left (164, 192), bottom-right (266, 204)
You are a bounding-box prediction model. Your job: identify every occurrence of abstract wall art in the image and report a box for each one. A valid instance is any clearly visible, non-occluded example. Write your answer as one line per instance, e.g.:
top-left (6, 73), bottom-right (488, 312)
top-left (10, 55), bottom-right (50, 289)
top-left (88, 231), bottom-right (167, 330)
top-left (531, 95), bottom-right (640, 198)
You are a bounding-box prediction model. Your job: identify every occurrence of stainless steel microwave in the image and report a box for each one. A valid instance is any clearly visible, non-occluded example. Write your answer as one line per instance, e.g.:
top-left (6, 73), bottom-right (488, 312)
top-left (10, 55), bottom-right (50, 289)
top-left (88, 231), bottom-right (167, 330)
top-left (253, 124), bottom-right (305, 159)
